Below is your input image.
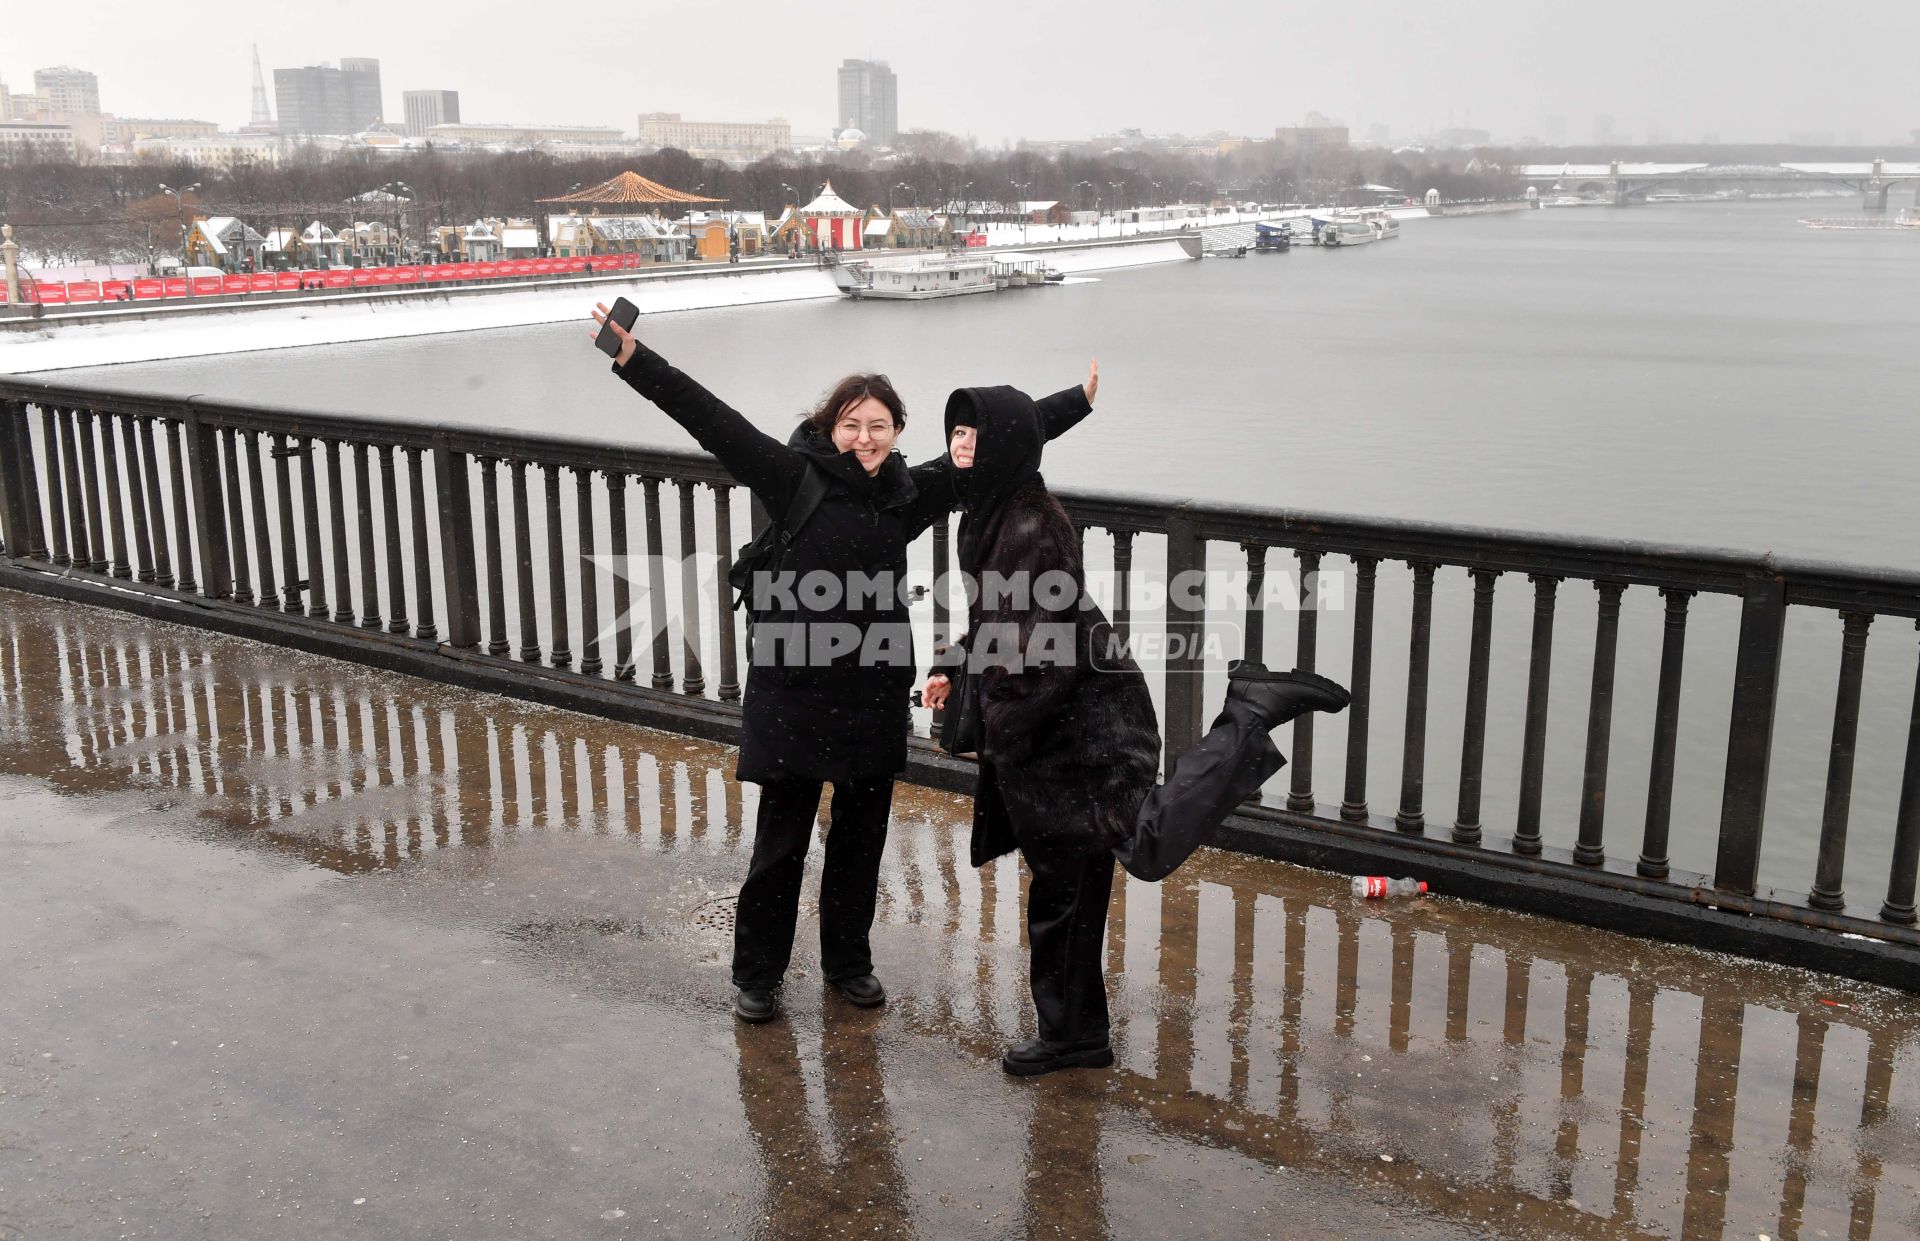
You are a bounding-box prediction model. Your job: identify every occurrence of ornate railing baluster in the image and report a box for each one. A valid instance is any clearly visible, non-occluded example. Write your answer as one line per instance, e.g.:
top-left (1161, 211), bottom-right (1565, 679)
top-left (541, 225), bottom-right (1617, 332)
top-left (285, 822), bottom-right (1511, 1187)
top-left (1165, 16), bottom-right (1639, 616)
top-left (1289, 549), bottom-right (1321, 813)
top-left (96, 414), bottom-right (131, 579)
top-left (12, 404), bottom-right (49, 561)
top-left (542, 464), bottom-right (568, 667)
top-left (221, 429), bottom-right (253, 605)
top-left (272, 435), bottom-right (300, 612)
top-left (40, 408), bottom-right (71, 568)
top-left (244, 432), bottom-right (280, 609)
top-left (606, 472), bottom-right (635, 680)
top-left (714, 486), bottom-right (740, 701)
top-left (1454, 569), bottom-right (1500, 845)
top-left (325, 440), bottom-right (354, 624)
top-left (118, 417), bottom-right (154, 582)
top-left (1809, 613), bottom-right (1873, 910)
top-left (479, 457), bottom-right (509, 654)
top-left (407, 447), bottom-right (437, 641)
top-left (1113, 529), bottom-right (1134, 646)
top-left (1241, 543), bottom-right (1266, 664)
top-left (40, 409), bottom-right (70, 568)
top-left (381, 445), bottom-right (409, 634)
top-left (432, 445), bottom-right (480, 650)
top-left (510, 460), bottom-right (538, 661)
top-left (1638, 589), bottom-right (1693, 879)
top-left (139, 417), bottom-right (174, 588)
top-left (166, 421), bottom-right (197, 592)
top-left (299, 438), bottom-right (329, 619)
top-left (76, 411), bottom-right (108, 573)
top-left (1341, 556), bottom-right (1377, 822)
top-left (58, 409), bottom-right (93, 571)
top-left (677, 480), bottom-right (705, 696)
top-left (1162, 513), bottom-right (1206, 767)
top-left (1514, 575), bottom-right (1560, 855)
top-left (1879, 626), bottom-right (1920, 925)
top-left (1715, 576), bottom-right (1788, 897)
top-left (354, 443), bottom-right (379, 627)
top-left (577, 468), bottom-right (602, 676)
top-left (642, 478), bottom-right (672, 690)
top-left (1396, 561), bottom-right (1437, 833)
top-left (1574, 582), bottom-right (1626, 866)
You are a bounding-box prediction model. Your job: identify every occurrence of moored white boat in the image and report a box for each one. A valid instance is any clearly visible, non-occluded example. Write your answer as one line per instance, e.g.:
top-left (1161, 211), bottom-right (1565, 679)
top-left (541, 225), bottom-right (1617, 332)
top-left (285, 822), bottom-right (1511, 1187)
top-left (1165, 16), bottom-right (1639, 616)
top-left (840, 256), bottom-right (998, 299)
top-left (1316, 217), bottom-right (1377, 247)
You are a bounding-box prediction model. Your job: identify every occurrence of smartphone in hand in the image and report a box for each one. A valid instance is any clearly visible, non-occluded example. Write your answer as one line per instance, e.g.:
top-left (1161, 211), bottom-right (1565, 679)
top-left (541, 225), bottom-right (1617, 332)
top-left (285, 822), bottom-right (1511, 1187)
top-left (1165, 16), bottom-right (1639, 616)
top-left (595, 297), bottom-right (640, 358)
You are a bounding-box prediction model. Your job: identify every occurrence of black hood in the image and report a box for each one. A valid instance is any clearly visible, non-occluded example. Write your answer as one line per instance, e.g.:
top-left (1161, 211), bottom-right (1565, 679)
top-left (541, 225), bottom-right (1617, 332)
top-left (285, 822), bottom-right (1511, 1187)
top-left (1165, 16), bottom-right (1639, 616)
top-left (787, 420), bottom-right (915, 508)
top-left (946, 385), bottom-right (1045, 574)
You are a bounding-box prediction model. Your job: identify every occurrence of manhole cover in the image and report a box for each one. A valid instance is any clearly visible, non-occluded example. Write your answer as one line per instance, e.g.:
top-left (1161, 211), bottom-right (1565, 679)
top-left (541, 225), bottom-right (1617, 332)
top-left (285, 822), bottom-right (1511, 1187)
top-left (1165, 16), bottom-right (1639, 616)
top-left (692, 896), bottom-right (738, 935)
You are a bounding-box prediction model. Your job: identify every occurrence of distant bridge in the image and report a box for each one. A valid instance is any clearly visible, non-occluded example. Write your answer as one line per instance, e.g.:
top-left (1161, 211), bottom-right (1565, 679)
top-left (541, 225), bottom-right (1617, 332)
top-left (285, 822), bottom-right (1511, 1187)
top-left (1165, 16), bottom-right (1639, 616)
top-left (1516, 159), bottom-right (1920, 208)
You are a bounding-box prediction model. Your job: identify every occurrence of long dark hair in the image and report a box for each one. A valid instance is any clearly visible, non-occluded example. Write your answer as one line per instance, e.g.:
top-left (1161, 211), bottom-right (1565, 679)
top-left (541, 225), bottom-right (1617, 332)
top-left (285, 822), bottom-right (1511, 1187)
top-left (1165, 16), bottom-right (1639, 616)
top-left (803, 373), bottom-right (907, 436)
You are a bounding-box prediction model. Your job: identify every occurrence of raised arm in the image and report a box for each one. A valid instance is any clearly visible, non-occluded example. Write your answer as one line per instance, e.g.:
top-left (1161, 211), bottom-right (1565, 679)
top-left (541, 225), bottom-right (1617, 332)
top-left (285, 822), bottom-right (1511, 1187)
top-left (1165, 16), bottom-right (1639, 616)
top-left (900, 363), bottom-right (1098, 537)
top-left (597, 309), bottom-right (804, 506)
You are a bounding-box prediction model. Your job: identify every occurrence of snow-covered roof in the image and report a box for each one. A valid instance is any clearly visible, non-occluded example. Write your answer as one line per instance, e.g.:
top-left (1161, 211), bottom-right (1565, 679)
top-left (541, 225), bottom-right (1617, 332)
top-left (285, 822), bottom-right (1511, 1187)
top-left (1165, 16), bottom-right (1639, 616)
top-left (800, 180), bottom-right (860, 215)
top-left (864, 218), bottom-right (893, 235)
top-left (501, 227), bottom-right (539, 248)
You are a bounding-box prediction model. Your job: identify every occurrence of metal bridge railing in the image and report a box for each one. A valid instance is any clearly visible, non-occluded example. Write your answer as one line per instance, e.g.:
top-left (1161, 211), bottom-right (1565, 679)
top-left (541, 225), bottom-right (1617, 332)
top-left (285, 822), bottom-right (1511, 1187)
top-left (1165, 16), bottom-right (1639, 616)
top-left (1, 377), bottom-right (1915, 988)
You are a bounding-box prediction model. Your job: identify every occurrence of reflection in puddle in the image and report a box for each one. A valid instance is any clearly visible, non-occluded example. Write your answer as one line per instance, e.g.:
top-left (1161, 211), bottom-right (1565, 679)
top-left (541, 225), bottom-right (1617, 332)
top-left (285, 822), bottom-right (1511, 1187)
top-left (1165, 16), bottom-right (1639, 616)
top-left (2, 594), bottom-right (1916, 1239)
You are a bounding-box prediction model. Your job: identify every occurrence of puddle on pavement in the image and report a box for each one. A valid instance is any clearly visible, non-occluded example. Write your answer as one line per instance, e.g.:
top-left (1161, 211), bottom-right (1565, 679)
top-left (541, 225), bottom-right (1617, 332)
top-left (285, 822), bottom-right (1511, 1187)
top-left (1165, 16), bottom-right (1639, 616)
top-left (3, 589), bottom-right (1918, 1240)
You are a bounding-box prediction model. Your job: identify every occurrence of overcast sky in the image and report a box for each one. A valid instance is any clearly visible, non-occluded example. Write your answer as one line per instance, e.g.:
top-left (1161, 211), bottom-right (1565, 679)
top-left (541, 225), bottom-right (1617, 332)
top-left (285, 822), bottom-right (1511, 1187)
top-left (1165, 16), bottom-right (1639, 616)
top-left (6, 0), bottom-right (1916, 146)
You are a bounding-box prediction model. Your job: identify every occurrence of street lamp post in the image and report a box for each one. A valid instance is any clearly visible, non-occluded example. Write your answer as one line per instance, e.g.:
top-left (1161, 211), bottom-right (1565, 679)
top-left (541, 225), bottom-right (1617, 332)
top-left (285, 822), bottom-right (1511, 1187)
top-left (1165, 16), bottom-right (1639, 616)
top-left (158, 182), bottom-right (200, 275)
top-left (380, 182), bottom-right (413, 266)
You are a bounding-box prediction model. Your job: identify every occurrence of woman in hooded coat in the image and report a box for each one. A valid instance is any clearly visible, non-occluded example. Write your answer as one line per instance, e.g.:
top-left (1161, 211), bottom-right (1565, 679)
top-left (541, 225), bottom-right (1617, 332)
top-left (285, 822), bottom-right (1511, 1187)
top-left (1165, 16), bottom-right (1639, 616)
top-left (926, 384), bottom-right (1349, 1076)
top-left (592, 305), bottom-right (1096, 1024)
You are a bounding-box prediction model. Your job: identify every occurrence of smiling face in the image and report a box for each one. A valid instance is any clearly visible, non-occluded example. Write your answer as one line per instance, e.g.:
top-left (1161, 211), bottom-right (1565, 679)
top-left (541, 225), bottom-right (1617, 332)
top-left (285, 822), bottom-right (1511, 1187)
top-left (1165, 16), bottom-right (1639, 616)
top-left (832, 395), bottom-right (900, 475)
top-left (948, 423), bottom-right (976, 469)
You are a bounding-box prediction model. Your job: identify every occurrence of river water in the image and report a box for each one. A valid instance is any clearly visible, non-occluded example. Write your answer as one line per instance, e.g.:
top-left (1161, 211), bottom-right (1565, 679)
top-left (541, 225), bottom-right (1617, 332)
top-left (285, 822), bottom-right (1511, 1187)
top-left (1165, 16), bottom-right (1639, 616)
top-left (45, 199), bottom-right (1920, 901)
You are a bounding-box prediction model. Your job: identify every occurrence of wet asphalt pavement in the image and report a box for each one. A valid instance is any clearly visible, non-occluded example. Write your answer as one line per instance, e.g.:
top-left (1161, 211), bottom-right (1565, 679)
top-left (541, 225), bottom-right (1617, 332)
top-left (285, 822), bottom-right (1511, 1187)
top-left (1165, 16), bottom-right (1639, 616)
top-left (2, 588), bottom-right (1917, 1240)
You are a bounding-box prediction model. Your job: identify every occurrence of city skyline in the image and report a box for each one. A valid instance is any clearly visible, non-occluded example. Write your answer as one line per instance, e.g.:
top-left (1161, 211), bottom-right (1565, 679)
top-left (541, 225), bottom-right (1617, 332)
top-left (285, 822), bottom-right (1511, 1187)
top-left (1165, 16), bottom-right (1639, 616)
top-left (4, 0), bottom-right (1917, 148)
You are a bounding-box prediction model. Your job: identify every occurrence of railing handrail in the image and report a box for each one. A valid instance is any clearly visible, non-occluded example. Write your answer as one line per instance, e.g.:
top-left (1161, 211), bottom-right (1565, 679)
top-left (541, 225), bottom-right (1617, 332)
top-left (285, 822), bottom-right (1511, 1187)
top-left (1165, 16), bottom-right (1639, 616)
top-left (8, 375), bottom-right (1918, 611)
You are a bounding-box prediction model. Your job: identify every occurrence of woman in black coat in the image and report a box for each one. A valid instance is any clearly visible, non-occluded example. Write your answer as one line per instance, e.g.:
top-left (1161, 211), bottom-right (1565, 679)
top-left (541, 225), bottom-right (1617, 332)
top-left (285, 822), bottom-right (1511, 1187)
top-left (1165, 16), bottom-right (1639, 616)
top-left (925, 384), bottom-right (1348, 1076)
top-left (592, 305), bottom-right (1094, 1024)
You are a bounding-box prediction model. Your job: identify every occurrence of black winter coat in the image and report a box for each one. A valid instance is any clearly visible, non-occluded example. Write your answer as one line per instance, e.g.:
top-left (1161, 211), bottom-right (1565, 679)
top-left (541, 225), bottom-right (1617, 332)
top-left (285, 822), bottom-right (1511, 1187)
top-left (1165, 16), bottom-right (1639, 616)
top-left (614, 345), bottom-right (1092, 787)
top-left (941, 387), bottom-right (1161, 866)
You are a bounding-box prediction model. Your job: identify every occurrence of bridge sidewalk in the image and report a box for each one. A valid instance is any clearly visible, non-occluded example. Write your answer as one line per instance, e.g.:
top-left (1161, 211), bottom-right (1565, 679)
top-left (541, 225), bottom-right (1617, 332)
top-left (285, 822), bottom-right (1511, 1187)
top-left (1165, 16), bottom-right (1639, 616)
top-left (2, 589), bottom-right (1915, 1240)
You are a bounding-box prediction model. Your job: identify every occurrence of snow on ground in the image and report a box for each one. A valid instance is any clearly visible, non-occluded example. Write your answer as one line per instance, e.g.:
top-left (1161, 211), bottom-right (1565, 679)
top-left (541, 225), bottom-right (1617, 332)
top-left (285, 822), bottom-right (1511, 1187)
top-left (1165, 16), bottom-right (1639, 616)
top-left (0, 266), bottom-right (841, 374)
top-left (1, 233), bottom-right (1209, 374)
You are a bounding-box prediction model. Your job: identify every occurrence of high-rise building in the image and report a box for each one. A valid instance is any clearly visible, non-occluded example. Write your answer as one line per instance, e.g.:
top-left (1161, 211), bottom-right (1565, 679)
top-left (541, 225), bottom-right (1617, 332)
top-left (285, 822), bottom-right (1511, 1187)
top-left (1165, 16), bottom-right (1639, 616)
top-left (274, 59), bottom-right (382, 137)
top-left (0, 81), bottom-right (11, 123)
top-left (835, 59), bottom-right (897, 145)
top-left (33, 65), bottom-right (99, 115)
top-left (404, 90), bottom-right (461, 138)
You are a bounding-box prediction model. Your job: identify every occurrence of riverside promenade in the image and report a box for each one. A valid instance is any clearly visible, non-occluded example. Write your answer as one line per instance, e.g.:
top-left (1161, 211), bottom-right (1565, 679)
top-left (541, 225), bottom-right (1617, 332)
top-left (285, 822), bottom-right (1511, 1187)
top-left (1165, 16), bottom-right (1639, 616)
top-left (3, 589), bottom-right (1917, 1240)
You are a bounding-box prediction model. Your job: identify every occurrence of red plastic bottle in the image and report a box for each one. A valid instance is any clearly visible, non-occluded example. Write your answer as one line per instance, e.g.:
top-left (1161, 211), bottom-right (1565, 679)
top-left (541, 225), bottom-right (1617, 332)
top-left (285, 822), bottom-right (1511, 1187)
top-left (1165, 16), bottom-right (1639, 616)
top-left (1351, 876), bottom-right (1428, 899)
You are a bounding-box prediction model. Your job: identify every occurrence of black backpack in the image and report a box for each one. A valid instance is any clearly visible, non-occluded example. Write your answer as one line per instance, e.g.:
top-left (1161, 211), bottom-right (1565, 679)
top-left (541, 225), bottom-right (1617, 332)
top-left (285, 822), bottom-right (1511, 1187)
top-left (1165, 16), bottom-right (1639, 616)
top-left (729, 464), bottom-right (831, 619)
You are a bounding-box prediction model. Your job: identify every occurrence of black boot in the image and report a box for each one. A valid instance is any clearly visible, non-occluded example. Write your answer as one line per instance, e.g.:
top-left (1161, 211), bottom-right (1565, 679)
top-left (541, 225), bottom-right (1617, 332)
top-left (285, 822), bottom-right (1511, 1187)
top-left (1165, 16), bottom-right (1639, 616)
top-left (734, 987), bottom-right (780, 1024)
top-left (1001, 1035), bottom-right (1115, 1077)
top-left (1219, 660), bottom-right (1351, 730)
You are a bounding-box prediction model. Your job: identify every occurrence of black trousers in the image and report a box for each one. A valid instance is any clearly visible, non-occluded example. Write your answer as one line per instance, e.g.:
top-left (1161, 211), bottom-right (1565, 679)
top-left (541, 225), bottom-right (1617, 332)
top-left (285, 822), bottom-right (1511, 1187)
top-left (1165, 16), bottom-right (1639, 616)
top-left (1019, 837), bottom-right (1118, 1045)
top-left (1018, 700), bottom-right (1286, 1044)
top-left (733, 777), bottom-right (894, 989)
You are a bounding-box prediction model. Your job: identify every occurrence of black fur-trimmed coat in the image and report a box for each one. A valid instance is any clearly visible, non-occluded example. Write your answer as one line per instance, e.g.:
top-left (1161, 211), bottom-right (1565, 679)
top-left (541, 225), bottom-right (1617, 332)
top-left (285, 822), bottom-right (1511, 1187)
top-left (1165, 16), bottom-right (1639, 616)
top-left (954, 478), bottom-right (1161, 866)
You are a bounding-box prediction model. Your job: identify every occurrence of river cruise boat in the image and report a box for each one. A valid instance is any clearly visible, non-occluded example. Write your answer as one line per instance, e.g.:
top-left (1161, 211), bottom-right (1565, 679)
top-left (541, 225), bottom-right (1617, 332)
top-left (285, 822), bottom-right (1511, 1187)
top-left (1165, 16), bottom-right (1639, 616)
top-left (1358, 208), bottom-right (1401, 240)
top-left (1800, 213), bottom-right (1920, 231)
top-left (835, 256), bottom-right (997, 299)
top-left (1314, 217), bottom-right (1378, 247)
